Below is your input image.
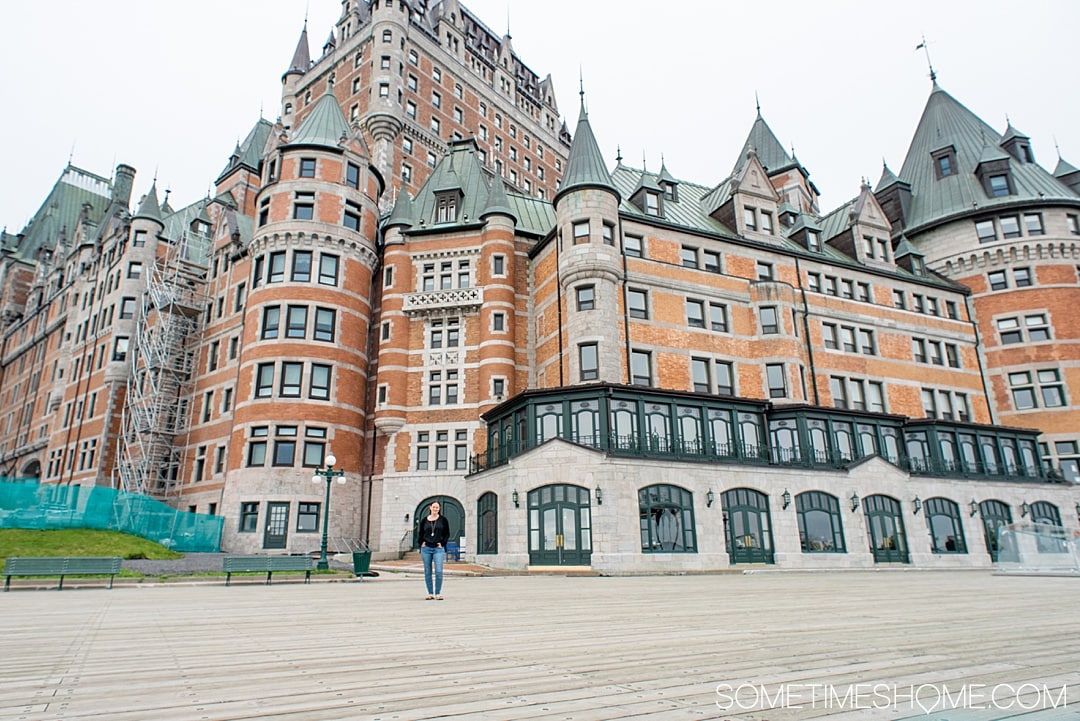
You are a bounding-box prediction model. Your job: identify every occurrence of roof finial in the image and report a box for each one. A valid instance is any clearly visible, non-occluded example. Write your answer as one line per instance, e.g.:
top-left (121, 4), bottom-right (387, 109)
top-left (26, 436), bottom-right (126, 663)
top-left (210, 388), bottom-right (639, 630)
top-left (755, 91), bottom-right (761, 117)
top-left (578, 67), bottom-right (586, 115)
top-left (1055, 135), bottom-right (1062, 159)
top-left (68, 141), bottom-right (75, 167)
top-left (642, 151), bottom-right (648, 173)
top-left (916, 34), bottom-right (936, 85)
top-left (506, 6), bottom-right (511, 38)
top-left (304, 0), bottom-right (309, 28)
top-left (616, 145), bottom-right (623, 164)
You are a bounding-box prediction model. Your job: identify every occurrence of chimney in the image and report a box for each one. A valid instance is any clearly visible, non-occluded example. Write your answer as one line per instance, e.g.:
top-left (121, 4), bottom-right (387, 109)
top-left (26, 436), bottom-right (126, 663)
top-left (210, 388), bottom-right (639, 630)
top-left (113, 164), bottom-right (136, 207)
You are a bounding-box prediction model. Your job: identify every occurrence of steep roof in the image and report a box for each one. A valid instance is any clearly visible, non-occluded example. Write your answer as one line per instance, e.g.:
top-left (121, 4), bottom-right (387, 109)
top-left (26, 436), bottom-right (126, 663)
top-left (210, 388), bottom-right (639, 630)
top-left (480, 175), bottom-right (516, 222)
top-left (11, 166), bottom-right (113, 261)
top-left (553, 99), bottom-right (617, 204)
top-left (217, 118), bottom-right (273, 182)
top-left (875, 162), bottom-right (902, 192)
top-left (134, 182), bottom-right (164, 223)
top-left (734, 112), bottom-right (792, 176)
top-left (284, 23), bottom-right (311, 78)
top-left (897, 84), bottom-right (1080, 233)
top-left (286, 92), bottom-right (350, 150)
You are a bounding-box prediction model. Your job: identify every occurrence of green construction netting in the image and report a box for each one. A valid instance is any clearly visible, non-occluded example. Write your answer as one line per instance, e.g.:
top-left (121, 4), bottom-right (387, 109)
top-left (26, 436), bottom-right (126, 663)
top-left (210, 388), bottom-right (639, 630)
top-left (0, 479), bottom-right (222, 553)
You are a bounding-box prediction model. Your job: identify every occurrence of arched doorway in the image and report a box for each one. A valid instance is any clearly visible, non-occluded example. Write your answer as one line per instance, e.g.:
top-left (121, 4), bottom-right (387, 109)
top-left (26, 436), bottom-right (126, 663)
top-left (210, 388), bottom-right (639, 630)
top-left (863, 494), bottom-right (909, 563)
top-left (20, 459), bottom-right (41, 481)
top-left (978, 499), bottom-right (1012, 561)
top-left (527, 484), bottom-right (592, 566)
top-left (721, 488), bottom-right (774, 564)
top-left (477, 492), bottom-right (498, 555)
top-left (413, 496), bottom-right (465, 550)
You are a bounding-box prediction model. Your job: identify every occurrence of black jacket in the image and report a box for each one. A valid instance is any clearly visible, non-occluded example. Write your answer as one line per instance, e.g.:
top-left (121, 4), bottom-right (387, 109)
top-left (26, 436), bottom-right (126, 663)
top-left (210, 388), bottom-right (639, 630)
top-left (420, 515), bottom-right (451, 548)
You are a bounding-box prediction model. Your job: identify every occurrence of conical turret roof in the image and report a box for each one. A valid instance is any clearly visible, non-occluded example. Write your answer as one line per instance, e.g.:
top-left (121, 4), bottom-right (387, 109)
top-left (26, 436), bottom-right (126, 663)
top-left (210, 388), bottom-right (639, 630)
top-left (481, 174), bottom-right (516, 222)
top-left (875, 161), bottom-right (902, 192)
top-left (135, 182), bottom-right (164, 223)
top-left (734, 112), bottom-right (792, 176)
top-left (385, 191), bottom-right (416, 228)
top-left (554, 97), bottom-right (617, 204)
top-left (1054, 155), bottom-right (1080, 177)
top-left (286, 92), bottom-right (350, 150)
top-left (284, 23), bottom-right (311, 77)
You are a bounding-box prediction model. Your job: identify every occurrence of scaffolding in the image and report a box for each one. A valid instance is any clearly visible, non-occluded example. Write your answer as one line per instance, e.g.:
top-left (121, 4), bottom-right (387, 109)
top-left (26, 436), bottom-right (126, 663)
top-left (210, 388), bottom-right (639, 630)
top-left (114, 229), bottom-right (209, 498)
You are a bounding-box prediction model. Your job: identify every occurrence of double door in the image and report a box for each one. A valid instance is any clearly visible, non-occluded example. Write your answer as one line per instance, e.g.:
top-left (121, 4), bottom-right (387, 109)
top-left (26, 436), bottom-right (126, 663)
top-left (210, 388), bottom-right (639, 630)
top-left (528, 485), bottom-right (592, 566)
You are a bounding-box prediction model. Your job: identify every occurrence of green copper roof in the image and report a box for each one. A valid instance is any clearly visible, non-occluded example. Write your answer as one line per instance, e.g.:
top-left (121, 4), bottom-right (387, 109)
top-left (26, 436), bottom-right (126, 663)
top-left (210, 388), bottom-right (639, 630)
top-left (13, 165), bottom-right (113, 261)
top-left (480, 175), bottom-right (516, 222)
top-left (134, 182), bottom-right (164, 223)
top-left (218, 118), bottom-right (273, 181)
top-left (554, 100), bottom-right (617, 204)
top-left (894, 235), bottom-right (922, 258)
top-left (999, 122), bottom-right (1029, 144)
top-left (507, 193), bottom-right (554, 236)
top-left (286, 92), bottom-right (350, 150)
top-left (612, 165), bottom-right (735, 236)
top-left (734, 113), bottom-right (792, 176)
top-left (1054, 156), bottom-right (1079, 177)
top-left (386, 191), bottom-right (416, 228)
top-left (875, 162), bottom-right (902, 192)
top-left (897, 85), bottom-right (1080, 233)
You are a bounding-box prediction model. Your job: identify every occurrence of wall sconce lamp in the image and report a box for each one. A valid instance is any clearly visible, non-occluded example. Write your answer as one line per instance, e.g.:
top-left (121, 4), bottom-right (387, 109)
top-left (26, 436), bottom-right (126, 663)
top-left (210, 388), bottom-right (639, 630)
top-left (912, 496), bottom-right (922, 515)
top-left (595, 486), bottom-right (603, 505)
top-left (850, 492), bottom-right (860, 512)
top-left (969, 499), bottom-right (979, 517)
top-left (781, 489), bottom-right (792, 510)
top-left (512, 489), bottom-right (519, 508)
top-left (404, 513), bottom-right (410, 523)
top-left (706, 489), bottom-right (715, 508)
top-left (1020, 501), bottom-right (1030, 518)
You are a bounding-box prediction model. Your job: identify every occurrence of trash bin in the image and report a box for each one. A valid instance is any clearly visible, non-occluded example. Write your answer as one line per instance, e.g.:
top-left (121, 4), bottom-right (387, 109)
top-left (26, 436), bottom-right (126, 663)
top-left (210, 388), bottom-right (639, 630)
top-left (352, 551), bottom-right (372, 580)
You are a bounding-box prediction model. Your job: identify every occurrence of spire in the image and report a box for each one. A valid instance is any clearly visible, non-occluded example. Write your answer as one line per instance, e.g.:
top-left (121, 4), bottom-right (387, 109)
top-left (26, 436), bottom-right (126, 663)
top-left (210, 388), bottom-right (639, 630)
top-left (135, 182), bottom-right (164, 224)
top-left (323, 30), bottom-right (337, 54)
top-left (481, 174), bottom-right (517, 222)
top-left (915, 35), bottom-right (937, 86)
top-left (554, 87), bottom-right (618, 205)
top-left (755, 91), bottom-right (761, 118)
top-left (284, 22), bottom-right (311, 78)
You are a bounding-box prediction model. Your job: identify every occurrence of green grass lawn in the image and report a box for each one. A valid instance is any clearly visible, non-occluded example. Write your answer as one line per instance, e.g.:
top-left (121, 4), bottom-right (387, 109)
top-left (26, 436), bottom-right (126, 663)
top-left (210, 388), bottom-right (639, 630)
top-left (0, 529), bottom-right (182, 572)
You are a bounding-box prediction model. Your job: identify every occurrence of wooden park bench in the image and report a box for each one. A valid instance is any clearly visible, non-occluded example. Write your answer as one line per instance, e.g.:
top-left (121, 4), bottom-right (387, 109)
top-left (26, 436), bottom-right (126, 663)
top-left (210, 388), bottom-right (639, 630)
top-left (222, 555), bottom-right (313, 586)
top-left (3, 557), bottom-right (122, 591)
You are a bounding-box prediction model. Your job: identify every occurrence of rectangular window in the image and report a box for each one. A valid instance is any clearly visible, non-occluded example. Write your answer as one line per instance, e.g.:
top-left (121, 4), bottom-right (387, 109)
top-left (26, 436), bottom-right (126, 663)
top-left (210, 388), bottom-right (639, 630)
top-left (945, 300), bottom-right (959, 319)
top-left (344, 201), bottom-right (362, 231)
top-left (628, 289), bottom-right (648, 319)
top-left (127, 262), bottom-right (142, 280)
top-left (997, 317), bottom-right (1022, 344)
top-left (856, 282), bottom-right (871, 303)
top-left (840, 326), bottom-right (856, 352)
top-left (830, 377), bottom-right (848, 409)
top-left (691, 358), bottom-right (711, 393)
top-left (119, 297), bottom-right (135, 320)
top-left (1000, 215), bottom-right (1021, 239)
top-left (686, 299), bottom-right (705, 328)
top-left (280, 362), bottom-right (303, 397)
top-left (715, 361), bottom-right (734, 395)
top-left (756, 261), bottom-right (774, 281)
top-left (297, 503), bottom-right (319, 532)
top-left (1068, 214), bottom-right (1080, 235)
top-left (292, 251), bottom-right (312, 282)
top-left (1013, 267), bottom-right (1032, 287)
top-left (346, 162), bottom-right (360, 189)
top-left (273, 439), bottom-right (296, 467)
top-left (255, 363), bottom-right (274, 397)
top-left (630, 350), bottom-right (652, 386)
top-left (112, 336), bottom-right (130, 362)
top-left (268, 252), bottom-right (286, 283)
top-left (760, 306), bottom-right (779, 334)
top-left (318, 254), bottom-right (340, 286)
top-left (208, 340), bottom-right (220, 371)
top-left (602, 223), bottom-right (614, 246)
top-left (976, 219), bottom-right (997, 243)
top-left (240, 502), bottom-right (259, 531)
top-left (286, 305), bottom-right (307, 338)
top-left (314, 307), bottom-right (335, 342)
top-left (577, 285), bottom-right (596, 312)
top-left (680, 246), bottom-right (699, 268)
top-left (573, 221), bottom-right (589, 244)
top-left (807, 272), bottom-right (821, 293)
top-left (201, 392), bottom-right (213, 422)
top-left (945, 344), bottom-right (960, 368)
top-left (989, 175), bottom-right (1010, 197)
top-left (703, 250), bottom-right (721, 273)
top-left (708, 303), bottom-right (728, 332)
top-left (766, 364), bottom-right (787, 398)
top-left (1023, 213), bottom-right (1044, 235)
top-left (1026, 313), bottom-right (1051, 341)
top-left (822, 323), bottom-right (838, 350)
top-left (492, 255), bottom-right (506, 276)
top-left (760, 211), bottom-right (774, 235)
top-left (579, 343), bottom-right (599, 382)
top-left (261, 305), bottom-right (280, 339)
top-left (988, 270), bottom-right (1007, 290)
top-left (222, 387), bottom-right (233, 413)
top-left (310, 364), bottom-right (331, 400)
top-left (743, 207), bottom-right (757, 231)
top-left (624, 235), bottom-right (643, 258)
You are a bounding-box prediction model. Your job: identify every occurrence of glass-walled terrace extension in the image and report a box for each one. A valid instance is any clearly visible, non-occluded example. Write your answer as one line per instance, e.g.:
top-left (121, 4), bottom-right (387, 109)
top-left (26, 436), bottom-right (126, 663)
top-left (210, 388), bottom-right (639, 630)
top-left (473, 384), bottom-right (1048, 483)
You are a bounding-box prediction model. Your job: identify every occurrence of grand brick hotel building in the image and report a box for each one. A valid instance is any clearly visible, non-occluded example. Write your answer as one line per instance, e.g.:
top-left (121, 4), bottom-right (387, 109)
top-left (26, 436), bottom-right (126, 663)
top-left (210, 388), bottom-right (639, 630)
top-left (1, 0), bottom-right (1078, 572)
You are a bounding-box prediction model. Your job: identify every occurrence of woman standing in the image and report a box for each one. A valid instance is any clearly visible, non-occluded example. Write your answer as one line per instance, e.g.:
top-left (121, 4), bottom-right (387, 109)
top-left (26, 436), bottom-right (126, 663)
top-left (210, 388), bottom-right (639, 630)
top-left (419, 501), bottom-right (450, 600)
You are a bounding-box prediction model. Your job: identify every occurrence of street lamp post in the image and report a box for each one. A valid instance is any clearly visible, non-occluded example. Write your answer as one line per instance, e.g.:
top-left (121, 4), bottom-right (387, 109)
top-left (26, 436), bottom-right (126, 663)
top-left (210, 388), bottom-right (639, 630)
top-left (311, 452), bottom-right (345, 571)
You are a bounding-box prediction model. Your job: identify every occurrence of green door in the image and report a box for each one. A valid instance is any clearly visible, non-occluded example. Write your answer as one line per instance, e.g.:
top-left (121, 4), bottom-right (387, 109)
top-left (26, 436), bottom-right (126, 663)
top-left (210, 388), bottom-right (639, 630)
top-left (413, 496), bottom-right (465, 549)
top-left (864, 495), bottom-right (909, 563)
top-left (263, 502), bottom-right (289, 550)
top-left (722, 488), bottom-right (775, 564)
top-left (528, 485), bottom-right (592, 566)
top-left (978, 500), bottom-right (1012, 561)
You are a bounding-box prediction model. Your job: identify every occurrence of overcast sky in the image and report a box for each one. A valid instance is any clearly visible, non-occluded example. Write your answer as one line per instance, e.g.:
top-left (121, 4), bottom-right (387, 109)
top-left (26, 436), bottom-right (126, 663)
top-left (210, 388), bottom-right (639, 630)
top-left (3, 1), bottom-right (1079, 231)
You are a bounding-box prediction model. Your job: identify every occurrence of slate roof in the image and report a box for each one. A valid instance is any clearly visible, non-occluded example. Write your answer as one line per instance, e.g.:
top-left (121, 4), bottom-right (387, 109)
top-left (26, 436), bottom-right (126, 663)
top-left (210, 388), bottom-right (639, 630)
top-left (733, 113), bottom-right (792, 176)
top-left (897, 84), bottom-right (1080, 234)
top-left (217, 118), bottom-right (273, 182)
top-left (284, 24), bottom-right (311, 77)
top-left (134, 182), bottom-right (164, 223)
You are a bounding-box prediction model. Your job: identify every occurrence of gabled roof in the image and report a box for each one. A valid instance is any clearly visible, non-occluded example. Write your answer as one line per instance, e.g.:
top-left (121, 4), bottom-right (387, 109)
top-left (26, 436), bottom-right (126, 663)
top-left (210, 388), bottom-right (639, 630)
top-left (897, 84), bottom-right (1080, 234)
top-left (553, 98), bottom-right (617, 204)
top-left (217, 118), bottom-right (273, 182)
top-left (12, 165), bottom-right (113, 261)
top-left (734, 112), bottom-right (792, 176)
top-left (286, 92), bottom-right (350, 150)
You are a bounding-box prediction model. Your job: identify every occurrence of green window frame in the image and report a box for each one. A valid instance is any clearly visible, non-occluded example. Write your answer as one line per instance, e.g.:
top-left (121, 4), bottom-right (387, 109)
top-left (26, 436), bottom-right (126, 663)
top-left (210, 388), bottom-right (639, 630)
top-left (639, 484), bottom-right (697, 553)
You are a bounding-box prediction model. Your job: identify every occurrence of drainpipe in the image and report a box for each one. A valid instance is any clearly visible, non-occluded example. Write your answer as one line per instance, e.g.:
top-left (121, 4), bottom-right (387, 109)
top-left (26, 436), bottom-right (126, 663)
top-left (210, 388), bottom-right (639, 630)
top-left (964, 295), bottom-right (995, 425)
top-left (793, 256), bottom-right (820, 405)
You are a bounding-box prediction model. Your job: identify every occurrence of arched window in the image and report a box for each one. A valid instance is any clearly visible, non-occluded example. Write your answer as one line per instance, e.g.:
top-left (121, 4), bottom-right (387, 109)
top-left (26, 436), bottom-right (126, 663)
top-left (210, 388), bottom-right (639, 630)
top-left (639, 484), bottom-right (696, 553)
top-left (1029, 501), bottom-right (1061, 527)
top-left (708, 409), bottom-right (733, 456)
top-left (977, 499), bottom-right (1012, 561)
top-left (925, 497), bottom-right (967, 553)
top-left (796, 491), bottom-right (845, 552)
top-left (677, 406), bottom-right (702, 454)
top-left (770, 420), bottom-right (799, 464)
top-left (571, 400), bottom-right (599, 445)
top-left (477, 492), bottom-right (498, 554)
top-left (1029, 501), bottom-right (1065, 554)
top-left (807, 420), bottom-right (828, 464)
top-left (832, 421), bottom-right (854, 462)
top-left (536, 403), bottom-right (562, 444)
top-left (611, 400), bottom-right (637, 448)
top-left (644, 403), bottom-right (671, 453)
top-left (739, 413), bottom-right (763, 457)
top-left (905, 432), bottom-right (929, 472)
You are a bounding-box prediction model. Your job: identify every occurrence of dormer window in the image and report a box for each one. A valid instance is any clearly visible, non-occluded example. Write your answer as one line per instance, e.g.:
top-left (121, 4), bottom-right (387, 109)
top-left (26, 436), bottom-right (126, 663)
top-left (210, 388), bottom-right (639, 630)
top-left (1021, 144), bottom-right (1034, 163)
top-left (932, 147), bottom-right (957, 178)
top-left (806, 230), bottom-right (821, 252)
top-left (645, 191), bottom-right (661, 216)
top-left (988, 174), bottom-right (1010, 197)
top-left (435, 192), bottom-right (459, 223)
top-left (911, 256), bottom-right (925, 275)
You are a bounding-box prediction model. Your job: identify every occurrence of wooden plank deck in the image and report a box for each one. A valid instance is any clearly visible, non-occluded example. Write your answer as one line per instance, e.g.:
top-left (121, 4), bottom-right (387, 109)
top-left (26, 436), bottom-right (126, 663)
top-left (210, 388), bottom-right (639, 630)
top-left (0, 571), bottom-right (1077, 720)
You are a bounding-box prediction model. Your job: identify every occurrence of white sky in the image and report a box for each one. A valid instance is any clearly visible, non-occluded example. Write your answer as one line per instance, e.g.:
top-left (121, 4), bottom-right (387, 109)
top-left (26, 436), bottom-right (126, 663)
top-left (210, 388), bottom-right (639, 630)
top-left (3, 1), bottom-right (1079, 231)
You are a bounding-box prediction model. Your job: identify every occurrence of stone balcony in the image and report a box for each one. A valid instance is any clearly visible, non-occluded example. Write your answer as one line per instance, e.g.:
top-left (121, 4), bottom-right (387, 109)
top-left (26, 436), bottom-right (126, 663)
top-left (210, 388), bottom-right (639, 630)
top-left (403, 287), bottom-right (483, 316)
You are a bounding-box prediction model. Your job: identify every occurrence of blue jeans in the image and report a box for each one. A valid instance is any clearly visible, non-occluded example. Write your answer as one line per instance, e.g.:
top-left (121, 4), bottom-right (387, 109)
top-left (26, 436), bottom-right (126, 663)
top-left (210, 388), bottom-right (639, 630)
top-left (421, 545), bottom-right (445, 595)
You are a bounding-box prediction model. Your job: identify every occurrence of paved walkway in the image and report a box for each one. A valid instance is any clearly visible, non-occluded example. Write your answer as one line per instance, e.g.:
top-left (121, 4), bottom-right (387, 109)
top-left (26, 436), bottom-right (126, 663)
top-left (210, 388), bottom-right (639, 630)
top-left (1, 570), bottom-right (1078, 720)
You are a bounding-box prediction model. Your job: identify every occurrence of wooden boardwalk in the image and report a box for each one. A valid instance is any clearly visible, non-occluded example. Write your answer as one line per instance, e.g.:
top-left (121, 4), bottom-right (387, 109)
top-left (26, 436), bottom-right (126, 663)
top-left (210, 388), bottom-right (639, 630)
top-left (1, 571), bottom-right (1078, 720)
